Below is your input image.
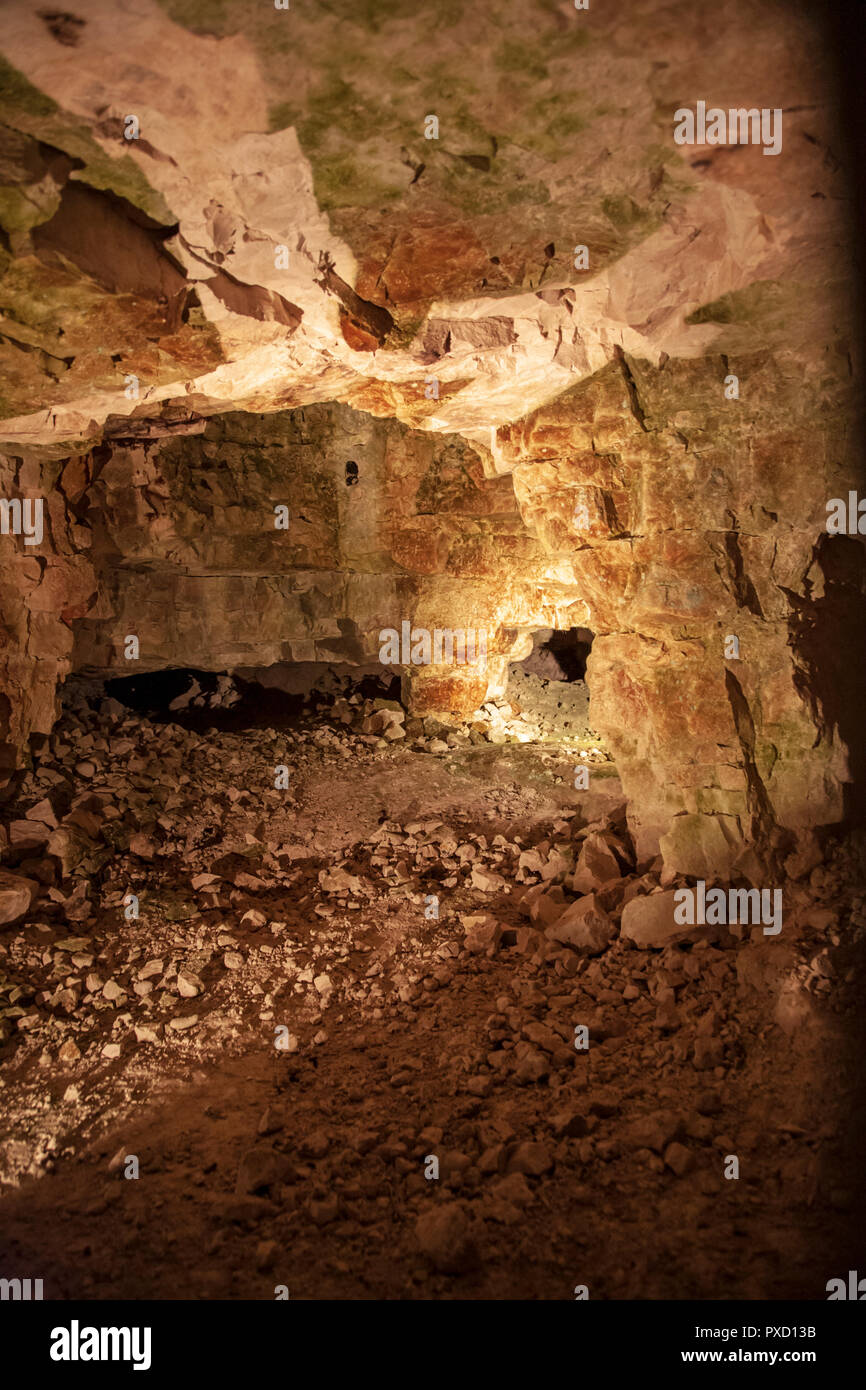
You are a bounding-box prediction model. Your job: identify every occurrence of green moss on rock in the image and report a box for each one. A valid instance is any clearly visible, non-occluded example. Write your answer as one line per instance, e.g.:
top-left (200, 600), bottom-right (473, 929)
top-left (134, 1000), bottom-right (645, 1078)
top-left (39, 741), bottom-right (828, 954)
top-left (0, 56), bottom-right (176, 225)
top-left (687, 281), bottom-right (791, 327)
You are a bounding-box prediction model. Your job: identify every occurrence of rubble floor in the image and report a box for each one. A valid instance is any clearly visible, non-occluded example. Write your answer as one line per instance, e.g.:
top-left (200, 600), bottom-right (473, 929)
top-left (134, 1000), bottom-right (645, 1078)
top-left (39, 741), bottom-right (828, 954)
top-left (0, 684), bottom-right (864, 1300)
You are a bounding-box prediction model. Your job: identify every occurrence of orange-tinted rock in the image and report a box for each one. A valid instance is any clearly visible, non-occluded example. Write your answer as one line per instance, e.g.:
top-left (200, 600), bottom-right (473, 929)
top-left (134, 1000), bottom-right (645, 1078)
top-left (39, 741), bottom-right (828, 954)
top-left (405, 670), bottom-right (490, 719)
top-left (340, 313), bottom-right (380, 354)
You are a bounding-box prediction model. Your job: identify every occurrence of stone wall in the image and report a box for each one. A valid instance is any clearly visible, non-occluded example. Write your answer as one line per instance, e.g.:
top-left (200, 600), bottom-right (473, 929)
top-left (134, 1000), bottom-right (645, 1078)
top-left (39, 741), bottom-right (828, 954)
top-left (493, 346), bottom-right (860, 864)
top-left (2, 336), bottom-right (861, 874)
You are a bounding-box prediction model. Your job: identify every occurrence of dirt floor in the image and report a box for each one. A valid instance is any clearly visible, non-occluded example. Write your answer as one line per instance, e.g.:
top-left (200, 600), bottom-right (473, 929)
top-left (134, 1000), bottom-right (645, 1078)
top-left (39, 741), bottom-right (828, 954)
top-left (0, 673), bottom-right (864, 1300)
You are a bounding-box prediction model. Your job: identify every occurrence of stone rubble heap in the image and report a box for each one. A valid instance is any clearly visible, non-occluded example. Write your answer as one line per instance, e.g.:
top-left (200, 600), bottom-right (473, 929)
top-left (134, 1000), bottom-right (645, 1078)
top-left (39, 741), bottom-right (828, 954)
top-left (0, 681), bottom-right (861, 1217)
top-left (323, 666), bottom-right (610, 757)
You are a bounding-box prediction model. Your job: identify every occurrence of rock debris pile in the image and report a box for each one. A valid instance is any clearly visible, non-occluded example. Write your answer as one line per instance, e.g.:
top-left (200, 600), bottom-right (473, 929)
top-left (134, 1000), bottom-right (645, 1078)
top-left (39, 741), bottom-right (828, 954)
top-left (0, 680), bottom-right (863, 1298)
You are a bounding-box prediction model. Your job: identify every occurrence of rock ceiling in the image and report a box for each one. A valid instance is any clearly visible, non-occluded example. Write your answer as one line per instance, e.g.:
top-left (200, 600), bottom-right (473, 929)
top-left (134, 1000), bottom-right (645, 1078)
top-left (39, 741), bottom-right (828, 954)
top-left (0, 0), bottom-right (835, 449)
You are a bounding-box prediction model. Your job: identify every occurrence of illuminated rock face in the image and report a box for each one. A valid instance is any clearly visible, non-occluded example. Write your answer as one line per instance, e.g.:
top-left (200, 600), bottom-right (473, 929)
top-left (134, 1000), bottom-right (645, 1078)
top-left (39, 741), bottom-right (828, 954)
top-left (0, 0), bottom-right (861, 864)
top-left (69, 405), bottom-right (561, 682)
top-left (495, 357), bottom-right (859, 860)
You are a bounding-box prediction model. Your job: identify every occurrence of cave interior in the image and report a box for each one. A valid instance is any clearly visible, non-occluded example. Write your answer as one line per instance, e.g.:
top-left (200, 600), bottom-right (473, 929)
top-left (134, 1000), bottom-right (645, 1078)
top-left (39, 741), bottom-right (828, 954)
top-left (0, 0), bottom-right (864, 1307)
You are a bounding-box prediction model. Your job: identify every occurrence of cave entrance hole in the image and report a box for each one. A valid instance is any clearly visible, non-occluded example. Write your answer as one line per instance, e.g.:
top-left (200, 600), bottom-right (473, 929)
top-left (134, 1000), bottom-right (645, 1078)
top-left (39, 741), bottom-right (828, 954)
top-left (97, 665), bottom-right (401, 733)
top-left (517, 627), bottom-right (594, 682)
top-left (505, 626), bottom-right (600, 746)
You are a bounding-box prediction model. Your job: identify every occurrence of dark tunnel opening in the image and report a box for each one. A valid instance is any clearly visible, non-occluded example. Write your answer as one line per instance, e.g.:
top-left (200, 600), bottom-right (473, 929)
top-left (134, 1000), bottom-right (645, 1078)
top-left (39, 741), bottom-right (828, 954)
top-left (517, 627), bottom-right (594, 682)
top-left (100, 666), bottom-right (402, 732)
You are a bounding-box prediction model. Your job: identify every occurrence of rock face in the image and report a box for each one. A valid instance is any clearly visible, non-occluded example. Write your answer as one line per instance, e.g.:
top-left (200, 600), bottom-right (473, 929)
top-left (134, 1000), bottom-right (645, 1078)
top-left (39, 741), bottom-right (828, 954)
top-left (0, 0), bottom-right (862, 867)
top-left (546, 894), bottom-right (614, 955)
top-left (0, 867), bottom-right (36, 925)
top-left (621, 891), bottom-right (696, 951)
